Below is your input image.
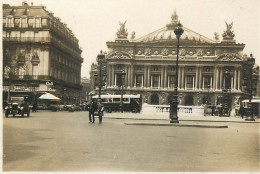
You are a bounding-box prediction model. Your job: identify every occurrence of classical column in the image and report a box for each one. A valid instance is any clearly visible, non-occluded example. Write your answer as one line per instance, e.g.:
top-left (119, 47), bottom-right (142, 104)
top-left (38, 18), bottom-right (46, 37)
top-left (234, 67), bottom-right (237, 90)
top-left (215, 66), bottom-right (219, 90)
top-left (124, 65), bottom-right (128, 87)
top-left (199, 66), bottom-right (202, 89)
top-left (147, 65), bottom-right (151, 88)
top-left (144, 65), bottom-right (147, 88)
top-left (107, 65), bottom-right (111, 87)
top-left (127, 65), bottom-right (131, 88)
top-left (181, 66), bottom-right (185, 89)
top-left (164, 65), bottom-right (168, 88)
top-left (195, 66), bottom-right (199, 89)
top-left (161, 66), bottom-right (164, 88)
top-left (238, 67), bottom-right (241, 91)
top-left (111, 65), bottom-right (115, 86)
top-left (130, 64), bottom-right (134, 87)
top-left (178, 66), bottom-right (181, 90)
top-left (219, 67), bottom-right (223, 89)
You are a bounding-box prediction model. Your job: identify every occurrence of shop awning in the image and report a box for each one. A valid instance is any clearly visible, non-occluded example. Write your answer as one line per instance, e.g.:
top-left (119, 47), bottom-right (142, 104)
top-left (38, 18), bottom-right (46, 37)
top-left (242, 98), bottom-right (260, 103)
top-left (38, 93), bottom-right (61, 100)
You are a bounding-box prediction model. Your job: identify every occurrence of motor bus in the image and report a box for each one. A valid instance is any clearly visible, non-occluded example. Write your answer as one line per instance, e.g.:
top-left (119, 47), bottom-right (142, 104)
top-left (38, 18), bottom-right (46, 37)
top-left (241, 98), bottom-right (260, 117)
top-left (92, 94), bottom-right (142, 113)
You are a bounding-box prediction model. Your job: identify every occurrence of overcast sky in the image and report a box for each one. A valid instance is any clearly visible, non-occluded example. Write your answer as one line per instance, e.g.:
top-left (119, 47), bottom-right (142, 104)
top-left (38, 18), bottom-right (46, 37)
top-left (3, 0), bottom-right (260, 78)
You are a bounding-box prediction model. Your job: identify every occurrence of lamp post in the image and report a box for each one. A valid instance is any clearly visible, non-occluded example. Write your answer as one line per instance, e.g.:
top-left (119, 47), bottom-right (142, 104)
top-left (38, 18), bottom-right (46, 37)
top-left (223, 69), bottom-right (231, 116)
top-left (170, 21), bottom-right (184, 123)
top-left (245, 55), bottom-right (255, 121)
top-left (120, 70), bottom-right (126, 113)
top-left (96, 50), bottom-right (105, 99)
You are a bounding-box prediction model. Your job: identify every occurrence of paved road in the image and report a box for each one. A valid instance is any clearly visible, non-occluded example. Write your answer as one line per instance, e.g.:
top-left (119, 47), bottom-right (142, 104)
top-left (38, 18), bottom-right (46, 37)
top-left (3, 111), bottom-right (259, 172)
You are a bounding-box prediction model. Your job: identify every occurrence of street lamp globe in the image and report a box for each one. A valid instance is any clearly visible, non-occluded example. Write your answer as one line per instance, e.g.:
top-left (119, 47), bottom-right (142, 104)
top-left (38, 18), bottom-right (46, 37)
top-left (174, 21), bottom-right (184, 40)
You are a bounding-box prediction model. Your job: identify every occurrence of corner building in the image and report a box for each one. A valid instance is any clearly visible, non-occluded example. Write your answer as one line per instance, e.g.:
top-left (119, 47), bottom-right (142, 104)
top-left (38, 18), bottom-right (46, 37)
top-left (93, 12), bottom-right (250, 111)
top-left (3, 2), bottom-right (83, 104)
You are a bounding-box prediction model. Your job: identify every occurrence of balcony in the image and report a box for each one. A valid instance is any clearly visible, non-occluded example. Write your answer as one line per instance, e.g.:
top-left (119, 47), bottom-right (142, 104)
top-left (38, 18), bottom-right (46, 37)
top-left (3, 36), bottom-right (51, 43)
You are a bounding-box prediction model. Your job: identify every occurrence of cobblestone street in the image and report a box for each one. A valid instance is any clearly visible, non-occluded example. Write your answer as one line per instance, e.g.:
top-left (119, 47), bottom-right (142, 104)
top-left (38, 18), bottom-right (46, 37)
top-left (3, 111), bottom-right (259, 172)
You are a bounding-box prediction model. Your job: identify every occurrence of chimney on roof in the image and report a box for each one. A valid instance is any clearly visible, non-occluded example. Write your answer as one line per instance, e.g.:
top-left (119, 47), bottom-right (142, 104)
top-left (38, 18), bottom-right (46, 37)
top-left (31, 2), bottom-right (33, 6)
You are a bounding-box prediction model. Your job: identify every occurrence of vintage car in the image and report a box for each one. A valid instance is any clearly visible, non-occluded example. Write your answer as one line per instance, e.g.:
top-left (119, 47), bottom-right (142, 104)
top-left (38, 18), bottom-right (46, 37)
top-left (5, 102), bottom-right (30, 117)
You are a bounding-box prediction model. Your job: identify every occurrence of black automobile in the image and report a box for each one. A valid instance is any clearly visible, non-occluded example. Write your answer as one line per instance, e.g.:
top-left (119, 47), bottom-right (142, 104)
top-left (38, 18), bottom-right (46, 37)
top-left (5, 102), bottom-right (30, 117)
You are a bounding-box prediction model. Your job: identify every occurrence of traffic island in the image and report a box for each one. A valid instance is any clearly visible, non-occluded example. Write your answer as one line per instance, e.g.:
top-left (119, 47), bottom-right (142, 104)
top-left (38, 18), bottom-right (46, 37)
top-left (124, 122), bottom-right (228, 128)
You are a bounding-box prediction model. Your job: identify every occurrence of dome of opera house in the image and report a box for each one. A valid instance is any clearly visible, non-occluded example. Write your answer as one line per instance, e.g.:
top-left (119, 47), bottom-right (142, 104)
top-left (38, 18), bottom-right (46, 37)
top-left (134, 11), bottom-right (218, 44)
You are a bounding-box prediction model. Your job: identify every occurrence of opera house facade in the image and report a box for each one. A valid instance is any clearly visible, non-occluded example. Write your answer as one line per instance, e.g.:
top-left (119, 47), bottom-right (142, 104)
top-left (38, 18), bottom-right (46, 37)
top-left (91, 11), bottom-right (254, 113)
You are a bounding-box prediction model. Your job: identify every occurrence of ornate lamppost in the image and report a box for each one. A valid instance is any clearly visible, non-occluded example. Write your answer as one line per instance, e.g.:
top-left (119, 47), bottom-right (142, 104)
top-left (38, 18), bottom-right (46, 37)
top-left (170, 21), bottom-right (184, 123)
top-left (96, 50), bottom-right (105, 99)
top-left (119, 70), bottom-right (126, 113)
top-left (245, 55), bottom-right (255, 121)
top-left (223, 69), bottom-right (231, 116)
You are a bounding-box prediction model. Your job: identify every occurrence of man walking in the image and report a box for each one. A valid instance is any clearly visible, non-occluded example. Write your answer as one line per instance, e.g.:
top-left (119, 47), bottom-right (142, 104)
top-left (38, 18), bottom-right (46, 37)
top-left (90, 100), bottom-right (97, 123)
top-left (97, 100), bottom-right (104, 124)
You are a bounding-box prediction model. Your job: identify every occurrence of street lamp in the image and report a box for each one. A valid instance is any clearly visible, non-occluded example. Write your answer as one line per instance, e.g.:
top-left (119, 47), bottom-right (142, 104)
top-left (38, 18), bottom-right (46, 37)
top-left (170, 21), bottom-right (184, 123)
top-left (245, 55), bottom-right (255, 121)
top-left (120, 70), bottom-right (126, 113)
top-left (96, 50), bottom-right (105, 99)
top-left (223, 69), bottom-right (231, 116)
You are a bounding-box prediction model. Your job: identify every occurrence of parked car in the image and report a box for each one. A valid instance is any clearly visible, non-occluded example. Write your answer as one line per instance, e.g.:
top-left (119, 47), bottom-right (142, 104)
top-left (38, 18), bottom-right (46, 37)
top-left (5, 102), bottom-right (30, 117)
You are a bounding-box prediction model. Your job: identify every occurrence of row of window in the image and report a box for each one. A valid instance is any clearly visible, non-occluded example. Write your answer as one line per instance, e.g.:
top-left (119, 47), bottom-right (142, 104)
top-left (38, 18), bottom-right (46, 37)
top-left (114, 74), bottom-right (238, 89)
top-left (4, 16), bottom-right (78, 44)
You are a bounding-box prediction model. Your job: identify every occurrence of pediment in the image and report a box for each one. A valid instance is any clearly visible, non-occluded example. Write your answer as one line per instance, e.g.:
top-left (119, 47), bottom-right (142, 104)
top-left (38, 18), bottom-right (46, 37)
top-left (107, 51), bottom-right (132, 59)
top-left (217, 53), bottom-right (243, 61)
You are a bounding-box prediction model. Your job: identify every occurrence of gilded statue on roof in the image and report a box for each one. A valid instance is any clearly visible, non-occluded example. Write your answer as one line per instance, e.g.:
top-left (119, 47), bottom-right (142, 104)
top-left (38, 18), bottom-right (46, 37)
top-left (117, 21), bottom-right (128, 39)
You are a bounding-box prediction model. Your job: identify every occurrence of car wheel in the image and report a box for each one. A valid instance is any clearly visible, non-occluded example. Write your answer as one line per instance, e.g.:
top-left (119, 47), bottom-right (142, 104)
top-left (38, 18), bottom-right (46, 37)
top-left (27, 112), bottom-right (30, 117)
top-left (13, 114), bottom-right (15, 117)
top-left (132, 108), bottom-right (138, 113)
top-left (5, 111), bottom-right (8, 118)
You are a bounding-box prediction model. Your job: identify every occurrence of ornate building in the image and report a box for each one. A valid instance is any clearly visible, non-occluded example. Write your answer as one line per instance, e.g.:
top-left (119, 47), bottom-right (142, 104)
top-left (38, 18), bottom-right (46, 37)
top-left (3, 2), bottom-right (83, 104)
top-left (90, 11), bottom-right (256, 113)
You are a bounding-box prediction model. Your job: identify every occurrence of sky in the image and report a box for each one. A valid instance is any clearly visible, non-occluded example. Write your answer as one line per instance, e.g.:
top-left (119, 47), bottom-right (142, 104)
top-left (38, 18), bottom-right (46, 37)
top-left (2, 0), bottom-right (260, 78)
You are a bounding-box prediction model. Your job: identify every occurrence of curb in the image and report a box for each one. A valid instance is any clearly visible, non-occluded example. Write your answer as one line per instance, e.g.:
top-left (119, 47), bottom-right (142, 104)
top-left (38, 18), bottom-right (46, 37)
top-left (103, 116), bottom-right (260, 123)
top-left (124, 122), bottom-right (228, 128)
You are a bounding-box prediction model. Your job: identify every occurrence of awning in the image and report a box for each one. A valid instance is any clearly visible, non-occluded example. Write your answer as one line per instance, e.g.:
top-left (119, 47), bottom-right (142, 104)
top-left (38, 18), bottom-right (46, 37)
top-left (38, 93), bottom-right (61, 100)
top-left (242, 98), bottom-right (260, 103)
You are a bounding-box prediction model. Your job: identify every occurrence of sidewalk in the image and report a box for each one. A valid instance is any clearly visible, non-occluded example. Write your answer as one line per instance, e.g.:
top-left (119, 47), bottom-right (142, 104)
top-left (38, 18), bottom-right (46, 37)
top-left (103, 112), bottom-right (260, 123)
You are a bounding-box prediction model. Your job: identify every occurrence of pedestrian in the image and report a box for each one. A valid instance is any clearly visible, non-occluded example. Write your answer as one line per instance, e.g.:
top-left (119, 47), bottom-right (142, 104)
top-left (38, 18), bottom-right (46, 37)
top-left (238, 105), bottom-right (245, 119)
top-left (97, 100), bottom-right (104, 124)
top-left (89, 100), bottom-right (97, 123)
top-left (88, 102), bottom-right (93, 123)
top-left (32, 101), bottom-right (38, 112)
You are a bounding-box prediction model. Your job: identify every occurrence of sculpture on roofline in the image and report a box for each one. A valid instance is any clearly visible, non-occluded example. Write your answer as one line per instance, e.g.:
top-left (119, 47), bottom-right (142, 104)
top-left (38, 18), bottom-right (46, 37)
top-left (222, 21), bottom-right (235, 39)
top-left (117, 21), bottom-right (128, 39)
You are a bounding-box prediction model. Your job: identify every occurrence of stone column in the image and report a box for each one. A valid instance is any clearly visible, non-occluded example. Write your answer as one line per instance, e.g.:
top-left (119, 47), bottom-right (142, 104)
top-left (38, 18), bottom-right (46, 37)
top-left (161, 66), bottom-right (164, 88)
top-left (219, 66), bottom-right (223, 89)
top-left (127, 65), bottom-right (131, 88)
top-left (130, 64), bottom-right (134, 87)
top-left (144, 65), bottom-right (147, 88)
top-left (215, 66), bottom-right (219, 90)
top-left (234, 67), bottom-right (237, 90)
top-left (199, 66), bottom-right (203, 89)
top-left (181, 66), bottom-right (185, 89)
top-left (178, 66), bottom-right (181, 90)
top-left (238, 67), bottom-right (241, 91)
top-left (112, 65), bottom-right (115, 87)
top-left (107, 65), bottom-right (111, 87)
top-left (164, 65), bottom-right (168, 88)
top-left (195, 66), bottom-right (199, 89)
top-left (147, 65), bottom-right (151, 88)
top-left (124, 65), bottom-right (128, 87)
